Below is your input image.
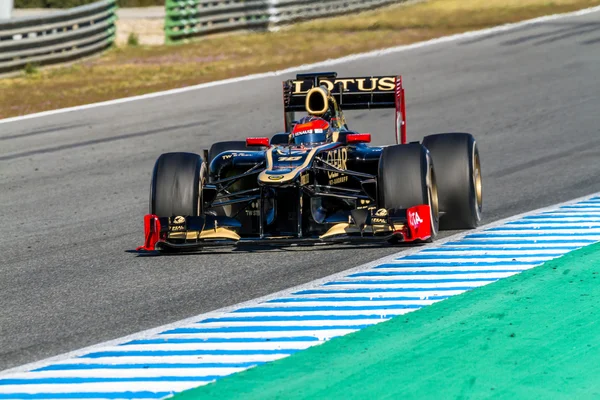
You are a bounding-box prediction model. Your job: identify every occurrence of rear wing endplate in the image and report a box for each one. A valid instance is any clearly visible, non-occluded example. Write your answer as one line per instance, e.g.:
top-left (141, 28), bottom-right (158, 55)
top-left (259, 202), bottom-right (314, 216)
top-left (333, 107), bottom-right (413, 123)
top-left (282, 73), bottom-right (407, 144)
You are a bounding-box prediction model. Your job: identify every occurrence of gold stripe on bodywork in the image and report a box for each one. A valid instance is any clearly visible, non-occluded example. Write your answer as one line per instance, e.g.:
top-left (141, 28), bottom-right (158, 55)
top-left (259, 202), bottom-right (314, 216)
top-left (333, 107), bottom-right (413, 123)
top-left (319, 222), bottom-right (401, 239)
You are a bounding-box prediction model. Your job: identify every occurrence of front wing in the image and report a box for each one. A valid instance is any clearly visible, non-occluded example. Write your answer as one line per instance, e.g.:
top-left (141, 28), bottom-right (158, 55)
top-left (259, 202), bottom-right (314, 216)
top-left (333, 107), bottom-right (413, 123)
top-left (136, 205), bottom-right (432, 252)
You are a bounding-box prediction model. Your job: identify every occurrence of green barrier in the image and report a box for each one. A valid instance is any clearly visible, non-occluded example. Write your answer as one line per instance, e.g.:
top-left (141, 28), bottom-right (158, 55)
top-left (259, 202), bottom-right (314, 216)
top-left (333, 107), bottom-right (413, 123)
top-left (172, 241), bottom-right (600, 399)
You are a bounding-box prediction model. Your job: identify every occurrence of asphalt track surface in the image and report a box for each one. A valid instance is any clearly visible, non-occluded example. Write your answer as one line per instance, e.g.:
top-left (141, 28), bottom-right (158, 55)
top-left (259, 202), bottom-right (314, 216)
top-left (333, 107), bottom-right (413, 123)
top-left (1, 10), bottom-right (600, 371)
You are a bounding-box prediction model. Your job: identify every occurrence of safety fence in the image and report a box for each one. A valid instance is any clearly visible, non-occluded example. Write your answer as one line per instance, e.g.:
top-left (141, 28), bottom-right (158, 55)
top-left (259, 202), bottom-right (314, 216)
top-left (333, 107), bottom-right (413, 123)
top-left (165, 0), bottom-right (400, 42)
top-left (0, 0), bottom-right (117, 74)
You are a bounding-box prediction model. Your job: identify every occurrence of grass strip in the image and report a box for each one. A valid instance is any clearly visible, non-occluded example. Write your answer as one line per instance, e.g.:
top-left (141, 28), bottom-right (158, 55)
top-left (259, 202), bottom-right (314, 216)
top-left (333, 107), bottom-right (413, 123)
top-left (172, 242), bottom-right (600, 399)
top-left (2, 0), bottom-right (599, 119)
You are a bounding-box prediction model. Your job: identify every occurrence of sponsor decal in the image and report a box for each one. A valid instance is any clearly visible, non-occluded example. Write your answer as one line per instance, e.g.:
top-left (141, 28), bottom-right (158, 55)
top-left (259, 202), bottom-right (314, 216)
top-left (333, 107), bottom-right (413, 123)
top-left (409, 210), bottom-right (424, 227)
top-left (173, 216), bottom-right (186, 224)
top-left (292, 76), bottom-right (396, 94)
top-left (324, 147), bottom-right (348, 179)
top-left (268, 175), bottom-right (284, 181)
top-left (329, 175), bottom-right (349, 185)
top-left (371, 217), bottom-right (387, 224)
top-left (300, 173), bottom-right (310, 186)
top-left (245, 201), bottom-right (260, 216)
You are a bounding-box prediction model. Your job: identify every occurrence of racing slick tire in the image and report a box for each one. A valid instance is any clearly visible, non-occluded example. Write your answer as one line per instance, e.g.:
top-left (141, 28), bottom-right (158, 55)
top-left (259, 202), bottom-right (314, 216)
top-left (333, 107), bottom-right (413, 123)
top-left (422, 133), bottom-right (482, 230)
top-left (150, 152), bottom-right (205, 218)
top-left (207, 141), bottom-right (248, 165)
top-left (378, 143), bottom-right (439, 241)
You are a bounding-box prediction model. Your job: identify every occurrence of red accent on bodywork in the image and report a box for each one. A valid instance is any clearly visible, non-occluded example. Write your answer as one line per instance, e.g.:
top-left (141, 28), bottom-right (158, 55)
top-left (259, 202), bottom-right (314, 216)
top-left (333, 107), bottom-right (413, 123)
top-left (346, 133), bottom-right (371, 144)
top-left (395, 76), bottom-right (407, 144)
top-left (246, 137), bottom-right (270, 147)
top-left (137, 214), bottom-right (162, 251)
top-left (292, 118), bottom-right (330, 134)
top-left (404, 205), bottom-right (432, 241)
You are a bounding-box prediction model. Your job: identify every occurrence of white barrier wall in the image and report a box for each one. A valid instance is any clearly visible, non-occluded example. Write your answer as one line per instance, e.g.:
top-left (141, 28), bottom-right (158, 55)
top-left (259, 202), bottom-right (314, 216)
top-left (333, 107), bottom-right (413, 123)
top-left (0, 0), bottom-right (13, 20)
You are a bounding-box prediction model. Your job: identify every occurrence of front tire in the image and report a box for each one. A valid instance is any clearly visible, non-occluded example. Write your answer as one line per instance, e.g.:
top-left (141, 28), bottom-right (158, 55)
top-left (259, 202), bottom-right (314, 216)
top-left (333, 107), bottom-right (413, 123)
top-left (422, 133), bottom-right (482, 230)
top-left (378, 143), bottom-right (439, 240)
top-left (150, 152), bottom-right (204, 217)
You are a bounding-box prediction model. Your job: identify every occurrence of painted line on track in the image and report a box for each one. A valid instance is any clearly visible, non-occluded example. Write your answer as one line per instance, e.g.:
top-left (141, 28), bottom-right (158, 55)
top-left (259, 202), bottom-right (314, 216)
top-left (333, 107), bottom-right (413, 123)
top-left (1, 6), bottom-right (600, 126)
top-left (2, 193), bottom-right (600, 399)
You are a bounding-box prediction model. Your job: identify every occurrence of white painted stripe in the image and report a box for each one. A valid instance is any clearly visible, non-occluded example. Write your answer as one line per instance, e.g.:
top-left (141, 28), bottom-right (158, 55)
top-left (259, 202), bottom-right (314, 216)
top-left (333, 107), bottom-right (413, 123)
top-left (322, 281), bottom-right (497, 289)
top-left (543, 211), bottom-right (600, 216)
top-left (103, 341), bottom-right (317, 351)
top-left (5, 368), bottom-right (247, 379)
top-left (443, 243), bottom-right (591, 248)
top-left (194, 319), bottom-right (389, 327)
top-left (464, 235), bottom-right (600, 240)
top-left (44, 354), bottom-right (290, 365)
top-left (215, 309), bottom-right (417, 318)
top-left (420, 249), bottom-right (568, 255)
top-left (285, 290), bottom-right (468, 298)
top-left (392, 257), bottom-right (551, 263)
top-left (516, 218), bottom-right (600, 222)
top-left (504, 222), bottom-right (600, 227)
top-left (343, 272), bottom-right (521, 280)
top-left (1, 5), bottom-right (599, 126)
top-left (261, 299), bottom-right (438, 307)
top-left (482, 229), bottom-right (600, 234)
top-left (371, 266), bottom-right (535, 273)
top-left (0, 382), bottom-right (203, 394)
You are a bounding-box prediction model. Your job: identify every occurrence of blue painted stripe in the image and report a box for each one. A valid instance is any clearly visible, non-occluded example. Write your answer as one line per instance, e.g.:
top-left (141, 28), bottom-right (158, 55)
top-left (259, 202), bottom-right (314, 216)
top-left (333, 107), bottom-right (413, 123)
top-left (82, 349), bottom-right (298, 358)
top-left (400, 253), bottom-right (558, 260)
top-left (559, 205), bottom-right (600, 209)
top-left (464, 233), bottom-right (600, 238)
top-left (0, 376), bottom-right (221, 385)
top-left (35, 362), bottom-right (263, 371)
top-left (294, 287), bottom-right (476, 295)
top-left (202, 314), bottom-right (401, 322)
top-left (487, 226), bottom-right (600, 231)
top-left (509, 219), bottom-right (600, 223)
top-left (123, 336), bottom-right (321, 345)
top-left (0, 393), bottom-right (168, 400)
top-left (380, 262), bottom-right (541, 268)
top-left (352, 270), bottom-right (525, 277)
top-left (521, 215), bottom-right (600, 219)
top-left (266, 296), bottom-right (450, 302)
top-left (324, 278), bottom-right (500, 285)
top-left (444, 239), bottom-right (592, 245)
top-left (163, 325), bottom-right (369, 334)
top-left (422, 246), bottom-right (576, 252)
top-left (229, 305), bottom-right (421, 314)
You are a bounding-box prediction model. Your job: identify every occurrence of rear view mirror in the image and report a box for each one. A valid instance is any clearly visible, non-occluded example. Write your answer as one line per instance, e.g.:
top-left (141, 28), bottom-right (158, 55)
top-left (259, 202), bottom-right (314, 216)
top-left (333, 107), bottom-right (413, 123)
top-left (246, 137), bottom-right (270, 147)
top-left (347, 133), bottom-right (371, 144)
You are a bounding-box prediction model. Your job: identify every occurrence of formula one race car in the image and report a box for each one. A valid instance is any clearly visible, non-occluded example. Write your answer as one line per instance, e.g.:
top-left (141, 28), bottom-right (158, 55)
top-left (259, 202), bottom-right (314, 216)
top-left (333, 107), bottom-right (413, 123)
top-left (138, 72), bottom-right (482, 252)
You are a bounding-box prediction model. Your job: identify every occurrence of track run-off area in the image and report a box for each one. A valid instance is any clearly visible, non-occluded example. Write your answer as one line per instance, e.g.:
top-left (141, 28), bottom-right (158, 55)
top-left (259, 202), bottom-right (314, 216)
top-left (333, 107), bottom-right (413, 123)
top-left (1, 5), bottom-right (600, 398)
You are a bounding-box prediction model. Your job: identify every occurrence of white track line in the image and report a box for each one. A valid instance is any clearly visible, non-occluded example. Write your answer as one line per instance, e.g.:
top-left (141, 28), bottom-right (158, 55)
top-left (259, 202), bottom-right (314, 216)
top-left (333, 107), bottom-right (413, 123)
top-left (1, 5), bottom-right (599, 125)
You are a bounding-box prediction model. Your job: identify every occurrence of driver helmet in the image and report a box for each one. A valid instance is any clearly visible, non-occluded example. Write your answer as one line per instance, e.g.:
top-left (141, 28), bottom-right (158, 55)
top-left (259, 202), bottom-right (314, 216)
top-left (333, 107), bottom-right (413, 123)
top-left (291, 116), bottom-right (331, 146)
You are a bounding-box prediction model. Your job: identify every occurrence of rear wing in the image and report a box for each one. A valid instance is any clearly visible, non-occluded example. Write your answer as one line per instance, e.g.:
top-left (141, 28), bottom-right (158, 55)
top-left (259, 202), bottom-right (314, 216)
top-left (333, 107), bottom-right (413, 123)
top-left (282, 72), bottom-right (407, 144)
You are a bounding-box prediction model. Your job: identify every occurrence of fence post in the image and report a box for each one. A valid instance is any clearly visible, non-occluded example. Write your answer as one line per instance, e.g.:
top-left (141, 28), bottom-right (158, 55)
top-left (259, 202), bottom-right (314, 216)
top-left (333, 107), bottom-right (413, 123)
top-left (0, 0), bottom-right (13, 20)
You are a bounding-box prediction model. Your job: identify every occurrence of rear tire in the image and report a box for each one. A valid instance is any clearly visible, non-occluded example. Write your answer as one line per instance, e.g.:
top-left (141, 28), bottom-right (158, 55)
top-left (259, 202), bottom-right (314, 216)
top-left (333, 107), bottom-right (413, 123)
top-left (150, 152), bottom-right (204, 217)
top-left (422, 133), bottom-right (482, 230)
top-left (378, 143), bottom-right (439, 240)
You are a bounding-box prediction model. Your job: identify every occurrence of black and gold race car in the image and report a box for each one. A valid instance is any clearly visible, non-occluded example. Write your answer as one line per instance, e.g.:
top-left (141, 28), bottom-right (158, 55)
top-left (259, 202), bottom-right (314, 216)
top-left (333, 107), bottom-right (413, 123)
top-left (137, 72), bottom-right (482, 252)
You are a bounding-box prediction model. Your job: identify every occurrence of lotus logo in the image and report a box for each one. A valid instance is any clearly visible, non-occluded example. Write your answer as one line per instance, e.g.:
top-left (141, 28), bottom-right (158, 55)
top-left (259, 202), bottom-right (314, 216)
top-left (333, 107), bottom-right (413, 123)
top-left (375, 208), bottom-right (388, 217)
top-left (173, 216), bottom-right (186, 224)
top-left (268, 175), bottom-right (284, 181)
